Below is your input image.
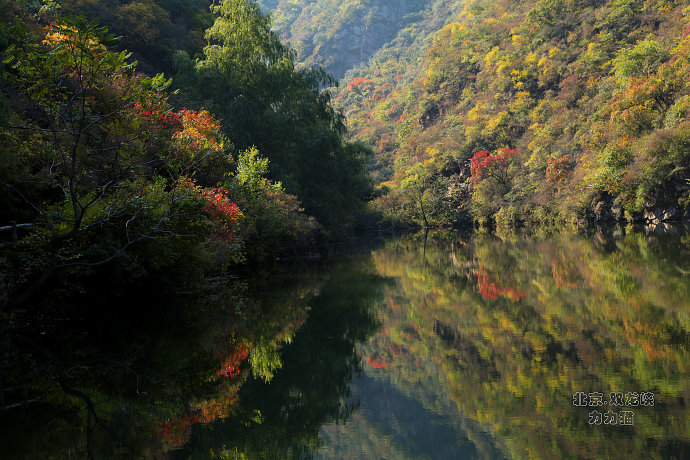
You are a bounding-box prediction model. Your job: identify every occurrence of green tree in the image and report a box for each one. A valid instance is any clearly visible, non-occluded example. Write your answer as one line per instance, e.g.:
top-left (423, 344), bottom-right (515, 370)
top-left (6, 19), bottom-right (175, 242)
top-left (175, 0), bottom-right (372, 227)
top-left (401, 163), bottom-right (433, 228)
top-left (613, 39), bottom-right (669, 85)
top-left (229, 147), bottom-right (320, 263)
top-left (2, 19), bottom-right (231, 305)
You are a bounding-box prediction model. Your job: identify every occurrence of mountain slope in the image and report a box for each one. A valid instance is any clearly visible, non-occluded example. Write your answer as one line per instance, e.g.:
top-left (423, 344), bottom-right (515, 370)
top-left (272, 0), bottom-right (690, 226)
top-left (263, 0), bottom-right (431, 78)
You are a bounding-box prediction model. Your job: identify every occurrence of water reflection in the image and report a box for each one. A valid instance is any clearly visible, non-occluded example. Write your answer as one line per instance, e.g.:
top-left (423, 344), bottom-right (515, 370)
top-left (0, 256), bottom-right (389, 459)
top-left (2, 227), bottom-right (690, 459)
top-left (346, 227), bottom-right (690, 459)
top-left (0, 278), bottom-right (245, 458)
top-left (170, 260), bottom-right (387, 459)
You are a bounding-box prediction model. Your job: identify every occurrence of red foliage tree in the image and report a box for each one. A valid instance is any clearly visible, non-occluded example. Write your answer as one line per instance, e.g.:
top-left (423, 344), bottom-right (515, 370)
top-left (545, 154), bottom-right (574, 184)
top-left (172, 109), bottom-right (224, 156)
top-left (134, 101), bottom-right (182, 132)
top-left (176, 178), bottom-right (243, 243)
top-left (347, 77), bottom-right (375, 94)
top-left (371, 82), bottom-right (391, 102)
top-left (201, 187), bottom-right (243, 242)
top-left (366, 356), bottom-right (391, 369)
top-left (470, 147), bottom-right (519, 187)
top-left (376, 135), bottom-right (393, 153)
top-left (217, 345), bottom-right (249, 378)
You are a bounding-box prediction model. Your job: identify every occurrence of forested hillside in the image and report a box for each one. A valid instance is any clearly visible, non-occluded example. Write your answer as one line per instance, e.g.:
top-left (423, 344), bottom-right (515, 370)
top-left (3, 1), bottom-right (690, 454)
top-left (262, 0), bottom-right (429, 78)
top-left (3, 0), bottom-right (689, 305)
top-left (315, 0), bottom-right (690, 227)
top-left (56, 0), bottom-right (214, 74)
top-left (0, 0), bottom-right (372, 307)
top-left (0, 1), bottom-right (375, 449)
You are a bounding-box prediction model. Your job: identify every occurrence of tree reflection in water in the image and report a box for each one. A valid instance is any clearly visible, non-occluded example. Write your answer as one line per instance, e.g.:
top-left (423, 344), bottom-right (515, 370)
top-left (359, 226), bottom-right (690, 459)
top-left (0, 257), bottom-right (387, 459)
top-left (173, 261), bottom-right (387, 459)
top-left (3, 227), bottom-right (690, 459)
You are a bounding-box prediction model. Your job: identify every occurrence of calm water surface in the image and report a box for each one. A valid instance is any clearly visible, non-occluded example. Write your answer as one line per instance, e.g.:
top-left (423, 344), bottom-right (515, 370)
top-left (315, 228), bottom-right (690, 459)
top-left (3, 227), bottom-right (690, 459)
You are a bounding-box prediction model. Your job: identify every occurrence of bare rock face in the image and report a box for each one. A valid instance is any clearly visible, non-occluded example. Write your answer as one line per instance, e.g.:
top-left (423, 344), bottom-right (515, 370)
top-left (590, 194), bottom-right (616, 222)
top-left (590, 192), bottom-right (685, 224)
top-left (592, 200), bottom-right (607, 221)
top-left (644, 222), bottom-right (679, 235)
top-left (419, 104), bottom-right (440, 128)
top-left (643, 206), bottom-right (680, 223)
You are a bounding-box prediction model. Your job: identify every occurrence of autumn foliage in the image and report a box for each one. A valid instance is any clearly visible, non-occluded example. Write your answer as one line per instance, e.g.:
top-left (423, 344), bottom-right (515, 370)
top-left (326, 0), bottom-right (690, 226)
top-left (134, 101), bottom-right (182, 132)
top-left (173, 109), bottom-right (224, 156)
top-left (347, 77), bottom-right (375, 94)
top-left (177, 178), bottom-right (243, 242)
top-left (470, 148), bottom-right (519, 186)
top-left (202, 187), bottom-right (243, 242)
top-left (545, 155), bottom-right (574, 184)
top-left (477, 267), bottom-right (526, 302)
top-left (371, 82), bottom-right (391, 102)
top-left (42, 21), bottom-right (104, 52)
top-left (366, 356), bottom-right (391, 369)
top-left (217, 345), bottom-right (249, 378)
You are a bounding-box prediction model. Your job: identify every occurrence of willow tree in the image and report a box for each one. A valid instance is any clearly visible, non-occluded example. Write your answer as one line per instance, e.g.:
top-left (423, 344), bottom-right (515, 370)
top-left (175, 0), bottom-right (372, 227)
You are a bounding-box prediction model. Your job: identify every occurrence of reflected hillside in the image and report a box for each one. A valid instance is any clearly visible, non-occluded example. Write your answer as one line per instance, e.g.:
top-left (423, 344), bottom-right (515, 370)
top-left (0, 264), bottom-right (324, 458)
top-left (361, 227), bottom-right (690, 459)
top-left (2, 228), bottom-right (688, 458)
top-left (171, 258), bottom-right (389, 459)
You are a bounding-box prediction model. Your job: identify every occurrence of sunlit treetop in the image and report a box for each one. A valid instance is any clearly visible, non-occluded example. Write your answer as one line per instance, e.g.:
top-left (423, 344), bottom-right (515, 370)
top-left (173, 109), bottom-right (225, 157)
top-left (42, 21), bottom-right (106, 52)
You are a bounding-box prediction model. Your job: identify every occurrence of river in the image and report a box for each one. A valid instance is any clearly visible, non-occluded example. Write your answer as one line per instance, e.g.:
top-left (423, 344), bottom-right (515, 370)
top-left (2, 226), bottom-right (689, 459)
